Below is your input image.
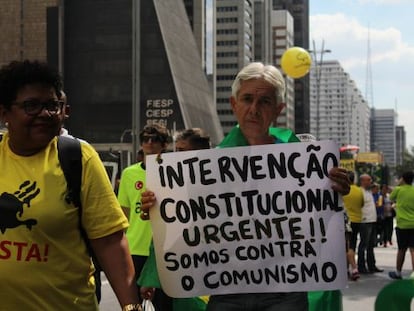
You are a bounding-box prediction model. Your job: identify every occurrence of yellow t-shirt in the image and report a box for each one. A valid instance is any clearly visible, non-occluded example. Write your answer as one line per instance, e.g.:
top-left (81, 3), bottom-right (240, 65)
top-left (0, 134), bottom-right (128, 310)
top-left (342, 184), bottom-right (364, 223)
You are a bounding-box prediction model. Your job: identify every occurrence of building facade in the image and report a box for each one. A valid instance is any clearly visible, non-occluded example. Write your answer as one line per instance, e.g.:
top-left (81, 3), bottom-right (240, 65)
top-left (395, 125), bottom-right (406, 166)
top-left (0, 0), bottom-right (58, 67)
top-left (370, 108), bottom-right (397, 167)
top-left (140, 0), bottom-right (223, 142)
top-left (272, 0), bottom-right (310, 135)
top-left (183, 0), bottom-right (206, 72)
top-left (215, 0), bottom-right (253, 135)
top-left (347, 79), bottom-right (370, 152)
top-left (62, 0), bottom-right (223, 146)
top-left (310, 60), bottom-right (370, 149)
top-left (0, 0), bottom-right (223, 148)
top-left (253, 0), bottom-right (271, 63)
top-left (62, 0), bottom-right (133, 144)
top-left (252, 2), bottom-right (294, 130)
top-left (270, 10), bottom-right (295, 130)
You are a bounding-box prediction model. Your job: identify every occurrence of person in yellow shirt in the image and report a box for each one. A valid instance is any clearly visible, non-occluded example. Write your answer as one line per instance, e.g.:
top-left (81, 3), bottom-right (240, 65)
top-left (342, 171), bottom-right (364, 280)
top-left (0, 60), bottom-right (140, 311)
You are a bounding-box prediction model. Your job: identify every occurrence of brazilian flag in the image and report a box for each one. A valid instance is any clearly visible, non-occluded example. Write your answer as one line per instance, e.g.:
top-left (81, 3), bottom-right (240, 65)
top-left (138, 242), bottom-right (207, 311)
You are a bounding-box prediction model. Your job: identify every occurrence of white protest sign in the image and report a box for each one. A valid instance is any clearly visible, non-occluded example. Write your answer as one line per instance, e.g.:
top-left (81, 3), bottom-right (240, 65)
top-left (146, 140), bottom-right (347, 298)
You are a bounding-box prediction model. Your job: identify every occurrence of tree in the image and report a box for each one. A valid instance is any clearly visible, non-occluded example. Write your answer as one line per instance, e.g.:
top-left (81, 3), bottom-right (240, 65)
top-left (395, 147), bottom-right (414, 178)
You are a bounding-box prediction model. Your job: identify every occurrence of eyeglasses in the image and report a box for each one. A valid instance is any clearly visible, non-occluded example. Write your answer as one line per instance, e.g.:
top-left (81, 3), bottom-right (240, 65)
top-left (142, 135), bottom-right (163, 143)
top-left (13, 99), bottom-right (64, 116)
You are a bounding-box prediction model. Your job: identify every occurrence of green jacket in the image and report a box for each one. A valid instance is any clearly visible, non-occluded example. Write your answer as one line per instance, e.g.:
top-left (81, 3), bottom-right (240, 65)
top-left (218, 125), bottom-right (300, 148)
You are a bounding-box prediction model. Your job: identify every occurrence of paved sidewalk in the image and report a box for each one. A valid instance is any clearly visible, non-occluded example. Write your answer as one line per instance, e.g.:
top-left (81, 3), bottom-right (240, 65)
top-left (343, 243), bottom-right (414, 310)
top-left (100, 243), bottom-right (414, 310)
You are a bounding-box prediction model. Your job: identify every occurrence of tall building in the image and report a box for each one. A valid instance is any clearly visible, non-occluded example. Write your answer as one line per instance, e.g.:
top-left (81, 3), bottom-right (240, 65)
top-left (253, 0), bottom-right (271, 63)
top-left (0, 0), bottom-right (58, 66)
top-left (310, 60), bottom-right (370, 149)
top-left (62, 0), bottom-right (133, 144)
top-left (370, 108), bottom-right (397, 167)
top-left (0, 0), bottom-right (222, 147)
top-left (395, 125), bottom-right (406, 166)
top-left (215, 0), bottom-right (253, 135)
top-left (252, 2), bottom-right (294, 130)
top-left (62, 0), bottom-right (223, 146)
top-left (270, 10), bottom-right (295, 130)
top-left (0, 0), bottom-right (59, 132)
top-left (183, 0), bottom-right (206, 72)
top-left (347, 79), bottom-right (370, 152)
top-left (185, 0), bottom-right (216, 107)
top-left (272, 0), bottom-right (310, 135)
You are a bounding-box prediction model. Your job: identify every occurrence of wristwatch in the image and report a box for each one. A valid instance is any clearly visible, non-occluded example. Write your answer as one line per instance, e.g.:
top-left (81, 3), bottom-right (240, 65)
top-left (122, 303), bottom-right (142, 311)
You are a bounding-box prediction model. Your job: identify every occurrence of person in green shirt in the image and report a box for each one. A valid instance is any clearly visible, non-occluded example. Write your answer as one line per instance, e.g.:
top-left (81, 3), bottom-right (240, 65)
top-left (141, 62), bottom-right (351, 311)
top-left (140, 128), bottom-right (212, 311)
top-left (117, 124), bottom-right (170, 308)
top-left (389, 171), bottom-right (414, 279)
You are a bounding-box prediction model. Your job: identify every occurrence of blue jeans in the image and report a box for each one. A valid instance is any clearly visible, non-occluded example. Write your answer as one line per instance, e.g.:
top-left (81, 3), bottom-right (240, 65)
top-left (207, 292), bottom-right (308, 311)
top-left (358, 222), bottom-right (376, 271)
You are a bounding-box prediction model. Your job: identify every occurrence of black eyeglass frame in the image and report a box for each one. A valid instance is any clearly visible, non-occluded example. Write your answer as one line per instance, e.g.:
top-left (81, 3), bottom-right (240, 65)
top-left (12, 99), bottom-right (64, 116)
top-left (141, 134), bottom-right (164, 144)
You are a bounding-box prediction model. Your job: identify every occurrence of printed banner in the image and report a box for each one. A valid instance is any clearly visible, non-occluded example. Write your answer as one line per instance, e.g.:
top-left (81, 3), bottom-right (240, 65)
top-left (146, 141), bottom-right (347, 297)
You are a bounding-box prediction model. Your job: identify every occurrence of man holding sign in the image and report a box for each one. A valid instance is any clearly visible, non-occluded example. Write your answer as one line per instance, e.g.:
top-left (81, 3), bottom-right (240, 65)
top-left (143, 62), bottom-right (350, 311)
top-left (210, 63), bottom-right (350, 310)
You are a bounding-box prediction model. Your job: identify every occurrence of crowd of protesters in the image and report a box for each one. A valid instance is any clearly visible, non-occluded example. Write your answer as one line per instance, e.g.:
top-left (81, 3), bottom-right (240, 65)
top-left (3, 58), bottom-right (414, 311)
top-left (343, 169), bottom-right (414, 282)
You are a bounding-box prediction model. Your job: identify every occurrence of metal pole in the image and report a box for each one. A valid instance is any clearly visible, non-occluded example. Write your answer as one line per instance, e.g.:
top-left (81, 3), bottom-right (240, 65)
top-left (58, 0), bottom-right (64, 74)
top-left (132, 0), bottom-right (140, 159)
top-left (313, 40), bottom-right (319, 139)
top-left (348, 96), bottom-right (353, 144)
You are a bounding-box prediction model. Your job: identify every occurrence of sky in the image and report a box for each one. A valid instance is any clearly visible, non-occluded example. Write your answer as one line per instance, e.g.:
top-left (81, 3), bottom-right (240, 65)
top-left (310, 0), bottom-right (414, 149)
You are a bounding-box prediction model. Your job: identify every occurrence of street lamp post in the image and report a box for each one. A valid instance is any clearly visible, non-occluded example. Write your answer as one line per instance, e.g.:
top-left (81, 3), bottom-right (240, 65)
top-left (132, 0), bottom-right (141, 160)
top-left (310, 40), bottom-right (331, 140)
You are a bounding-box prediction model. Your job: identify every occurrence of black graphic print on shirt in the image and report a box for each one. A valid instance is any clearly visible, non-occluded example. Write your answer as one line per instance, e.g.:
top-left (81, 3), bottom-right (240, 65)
top-left (0, 181), bottom-right (39, 233)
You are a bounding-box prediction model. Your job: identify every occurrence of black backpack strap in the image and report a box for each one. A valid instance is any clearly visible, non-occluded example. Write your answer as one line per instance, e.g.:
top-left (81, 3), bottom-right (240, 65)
top-left (57, 136), bottom-right (91, 247)
top-left (57, 136), bottom-right (82, 208)
top-left (57, 135), bottom-right (87, 237)
top-left (57, 135), bottom-right (102, 300)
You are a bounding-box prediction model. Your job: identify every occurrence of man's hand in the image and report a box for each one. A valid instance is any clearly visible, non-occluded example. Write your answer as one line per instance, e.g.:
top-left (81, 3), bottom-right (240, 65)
top-left (329, 167), bottom-right (351, 195)
top-left (140, 191), bottom-right (156, 220)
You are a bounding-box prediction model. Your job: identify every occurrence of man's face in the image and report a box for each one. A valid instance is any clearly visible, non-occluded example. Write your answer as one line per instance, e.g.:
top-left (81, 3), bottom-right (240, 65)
top-left (141, 134), bottom-right (166, 156)
top-left (231, 78), bottom-right (284, 144)
top-left (360, 176), bottom-right (372, 189)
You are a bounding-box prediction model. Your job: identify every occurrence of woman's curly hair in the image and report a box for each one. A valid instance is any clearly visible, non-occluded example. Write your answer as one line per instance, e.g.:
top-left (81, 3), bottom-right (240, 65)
top-left (0, 60), bottom-right (63, 109)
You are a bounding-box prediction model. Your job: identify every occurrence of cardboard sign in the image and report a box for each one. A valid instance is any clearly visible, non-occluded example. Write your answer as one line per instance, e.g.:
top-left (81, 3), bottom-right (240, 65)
top-left (146, 141), bottom-right (347, 298)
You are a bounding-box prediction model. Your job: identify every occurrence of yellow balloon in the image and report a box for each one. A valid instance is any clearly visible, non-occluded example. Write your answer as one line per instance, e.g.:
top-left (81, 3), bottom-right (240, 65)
top-left (281, 47), bottom-right (312, 79)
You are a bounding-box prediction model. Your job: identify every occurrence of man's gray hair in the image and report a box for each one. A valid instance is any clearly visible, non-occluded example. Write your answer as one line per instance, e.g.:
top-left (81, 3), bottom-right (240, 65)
top-left (231, 62), bottom-right (286, 105)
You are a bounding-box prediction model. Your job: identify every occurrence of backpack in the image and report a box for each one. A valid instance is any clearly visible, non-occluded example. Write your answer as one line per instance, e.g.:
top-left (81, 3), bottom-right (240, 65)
top-left (57, 135), bottom-right (102, 302)
top-left (0, 134), bottom-right (102, 299)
